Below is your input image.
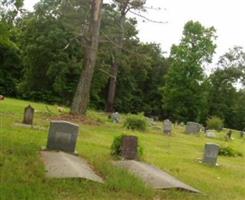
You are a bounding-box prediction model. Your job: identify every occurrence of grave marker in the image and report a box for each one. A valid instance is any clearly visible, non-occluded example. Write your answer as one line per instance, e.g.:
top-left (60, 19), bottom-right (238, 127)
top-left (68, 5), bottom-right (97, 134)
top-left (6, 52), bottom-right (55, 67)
top-left (47, 121), bottom-right (79, 153)
top-left (203, 143), bottom-right (219, 166)
top-left (111, 112), bottom-right (120, 123)
top-left (163, 119), bottom-right (172, 135)
top-left (121, 135), bottom-right (138, 160)
top-left (186, 122), bottom-right (201, 134)
top-left (23, 105), bottom-right (34, 125)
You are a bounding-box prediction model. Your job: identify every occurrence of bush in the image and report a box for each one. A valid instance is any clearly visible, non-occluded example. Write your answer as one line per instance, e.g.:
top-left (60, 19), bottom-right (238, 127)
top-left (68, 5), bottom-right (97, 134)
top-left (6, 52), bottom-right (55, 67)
top-left (218, 146), bottom-right (243, 157)
top-left (207, 116), bottom-right (224, 131)
top-left (124, 114), bottom-right (147, 131)
top-left (111, 135), bottom-right (143, 159)
top-left (111, 135), bottom-right (124, 157)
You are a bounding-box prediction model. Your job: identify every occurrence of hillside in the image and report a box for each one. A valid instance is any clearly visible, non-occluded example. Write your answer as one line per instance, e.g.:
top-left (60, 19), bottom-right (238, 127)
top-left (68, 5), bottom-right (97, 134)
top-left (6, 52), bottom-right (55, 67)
top-left (0, 98), bottom-right (244, 200)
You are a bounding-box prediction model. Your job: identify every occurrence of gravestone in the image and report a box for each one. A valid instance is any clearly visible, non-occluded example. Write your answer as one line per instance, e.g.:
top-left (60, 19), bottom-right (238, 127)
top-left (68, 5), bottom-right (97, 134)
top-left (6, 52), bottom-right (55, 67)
top-left (203, 143), bottom-right (219, 166)
top-left (206, 130), bottom-right (217, 138)
top-left (121, 136), bottom-right (138, 160)
top-left (111, 112), bottom-right (120, 123)
top-left (186, 122), bottom-right (201, 134)
top-left (0, 95), bottom-right (4, 100)
top-left (163, 119), bottom-right (172, 135)
top-left (23, 105), bottom-right (34, 125)
top-left (47, 121), bottom-right (79, 153)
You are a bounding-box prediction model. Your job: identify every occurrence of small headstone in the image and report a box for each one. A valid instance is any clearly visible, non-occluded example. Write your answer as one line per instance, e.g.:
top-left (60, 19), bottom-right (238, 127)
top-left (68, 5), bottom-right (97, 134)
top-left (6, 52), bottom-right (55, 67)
top-left (47, 121), bottom-right (79, 153)
top-left (186, 122), bottom-right (201, 134)
top-left (206, 130), bottom-right (217, 138)
top-left (121, 136), bottom-right (138, 160)
top-left (203, 143), bottom-right (219, 166)
top-left (0, 95), bottom-right (4, 100)
top-left (111, 112), bottom-right (120, 123)
top-left (23, 105), bottom-right (34, 125)
top-left (163, 119), bottom-right (172, 135)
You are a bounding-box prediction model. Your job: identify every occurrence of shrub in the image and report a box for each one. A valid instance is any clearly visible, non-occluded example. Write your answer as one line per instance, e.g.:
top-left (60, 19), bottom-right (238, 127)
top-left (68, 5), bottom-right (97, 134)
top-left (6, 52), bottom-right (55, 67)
top-left (111, 135), bottom-right (124, 157)
top-left (207, 116), bottom-right (224, 131)
top-left (110, 135), bottom-right (143, 159)
top-left (124, 114), bottom-right (147, 131)
top-left (218, 146), bottom-right (243, 157)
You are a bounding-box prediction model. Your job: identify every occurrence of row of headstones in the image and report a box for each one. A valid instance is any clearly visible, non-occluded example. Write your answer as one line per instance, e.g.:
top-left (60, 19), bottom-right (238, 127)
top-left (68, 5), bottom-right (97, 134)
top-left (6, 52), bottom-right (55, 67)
top-left (45, 120), bottom-right (219, 166)
top-left (163, 120), bottom-right (202, 135)
top-left (20, 106), bottom-right (232, 166)
top-left (45, 120), bottom-right (137, 159)
top-left (164, 119), bottom-right (245, 139)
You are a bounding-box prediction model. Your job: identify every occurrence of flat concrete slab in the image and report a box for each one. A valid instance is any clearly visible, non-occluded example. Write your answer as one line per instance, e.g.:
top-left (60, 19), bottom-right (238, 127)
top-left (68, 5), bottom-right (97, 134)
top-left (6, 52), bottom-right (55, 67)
top-left (40, 151), bottom-right (104, 183)
top-left (114, 160), bottom-right (200, 193)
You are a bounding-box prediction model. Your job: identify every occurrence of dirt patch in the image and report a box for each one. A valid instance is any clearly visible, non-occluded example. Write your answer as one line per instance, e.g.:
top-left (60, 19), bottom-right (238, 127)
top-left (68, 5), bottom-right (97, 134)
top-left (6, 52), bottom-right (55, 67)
top-left (49, 114), bottom-right (102, 126)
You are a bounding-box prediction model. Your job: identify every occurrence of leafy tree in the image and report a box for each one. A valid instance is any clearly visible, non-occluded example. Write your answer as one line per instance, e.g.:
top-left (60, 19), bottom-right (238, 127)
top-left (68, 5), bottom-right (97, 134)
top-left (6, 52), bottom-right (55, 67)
top-left (163, 21), bottom-right (216, 123)
top-left (0, 0), bottom-right (23, 96)
top-left (19, 1), bottom-right (83, 104)
top-left (105, 0), bottom-right (146, 112)
top-left (208, 47), bottom-right (245, 129)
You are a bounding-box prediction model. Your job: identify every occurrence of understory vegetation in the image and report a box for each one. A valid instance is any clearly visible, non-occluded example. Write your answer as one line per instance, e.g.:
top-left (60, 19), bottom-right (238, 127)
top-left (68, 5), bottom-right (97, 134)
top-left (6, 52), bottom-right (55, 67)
top-left (0, 0), bottom-right (244, 130)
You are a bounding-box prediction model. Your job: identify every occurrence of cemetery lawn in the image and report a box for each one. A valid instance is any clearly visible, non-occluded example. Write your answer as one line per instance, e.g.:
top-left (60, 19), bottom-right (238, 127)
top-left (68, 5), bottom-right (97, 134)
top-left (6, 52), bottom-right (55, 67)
top-left (0, 98), bottom-right (245, 200)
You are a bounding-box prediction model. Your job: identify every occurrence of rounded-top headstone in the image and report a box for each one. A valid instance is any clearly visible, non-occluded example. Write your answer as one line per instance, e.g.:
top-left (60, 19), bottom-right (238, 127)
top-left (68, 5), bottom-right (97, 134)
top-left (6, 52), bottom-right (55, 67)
top-left (47, 120), bottom-right (79, 153)
top-left (23, 105), bottom-right (34, 125)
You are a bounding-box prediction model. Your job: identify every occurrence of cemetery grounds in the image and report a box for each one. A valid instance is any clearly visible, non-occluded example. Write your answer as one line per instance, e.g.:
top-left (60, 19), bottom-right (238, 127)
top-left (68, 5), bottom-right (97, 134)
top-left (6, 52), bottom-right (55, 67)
top-left (0, 98), bottom-right (244, 200)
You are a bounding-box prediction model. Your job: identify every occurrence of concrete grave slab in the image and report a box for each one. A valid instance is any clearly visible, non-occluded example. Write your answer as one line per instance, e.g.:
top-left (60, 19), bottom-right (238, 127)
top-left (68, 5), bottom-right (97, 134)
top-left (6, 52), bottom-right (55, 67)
top-left (114, 160), bottom-right (200, 193)
top-left (40, 151), bottom-right (104, 183)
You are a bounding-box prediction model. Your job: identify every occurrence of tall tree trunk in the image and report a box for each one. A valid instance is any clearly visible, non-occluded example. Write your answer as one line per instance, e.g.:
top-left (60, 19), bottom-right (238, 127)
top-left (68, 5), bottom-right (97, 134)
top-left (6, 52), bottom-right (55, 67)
top-left (71, 0), bottom-right (103, 115)
top-left (105, 61), bottom-right (118, 112)
top-left (105, 15), bottom-right (125, 112)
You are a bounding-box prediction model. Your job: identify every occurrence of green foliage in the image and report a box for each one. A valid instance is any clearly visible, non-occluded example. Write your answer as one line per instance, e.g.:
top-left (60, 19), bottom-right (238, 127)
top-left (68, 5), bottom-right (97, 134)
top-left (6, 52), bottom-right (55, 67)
top-left (219, 146), bottom-right (243, 157)
top-left (124, 114), bottom-right (147, 131)
top-left (208, 47), bottom-right (245, 129)
top-left (111, 134), bottom-right (124, 157)
top-left (163, 21), bottom-right (216, 123)
top-left (111, 134), bottom-right (143, 159)
top-left (206, 116), bottom-right (224, 130)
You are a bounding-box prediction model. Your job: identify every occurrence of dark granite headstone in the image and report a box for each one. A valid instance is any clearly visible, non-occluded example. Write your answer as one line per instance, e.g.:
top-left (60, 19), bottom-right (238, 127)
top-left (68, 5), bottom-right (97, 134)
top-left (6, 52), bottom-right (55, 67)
top-left (23, 105), bottom-right (34, 125)
top-left (47, 121), bottom-right (79, 153)
top-left (186, 122), bottom-right (201, 134)
top-left (203, 143), bottom-right (219, 166)
top-left (121, 136), bottom-right (138, 160)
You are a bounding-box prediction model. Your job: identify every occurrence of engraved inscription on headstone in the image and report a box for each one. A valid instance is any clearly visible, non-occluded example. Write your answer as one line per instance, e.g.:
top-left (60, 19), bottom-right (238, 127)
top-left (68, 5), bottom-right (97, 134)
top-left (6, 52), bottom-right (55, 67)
top-left (47, 121), bottom-right (79, 153)
top-left (121, 136), bottom-right (138, 160)
top-left (23, 105), bottom-right (34, 125)
top-left (163, 119), bottom-right (172, 135)
top-left (203, 143), bottom-right (219, 166)
top-left (186, 122), bottom-right (201, 134)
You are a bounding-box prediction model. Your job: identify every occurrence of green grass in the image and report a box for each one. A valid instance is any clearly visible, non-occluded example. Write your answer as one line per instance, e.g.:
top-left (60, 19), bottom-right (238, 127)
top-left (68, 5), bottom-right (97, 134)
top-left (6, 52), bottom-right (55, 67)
top-left (0, 98), bottom-right (244, 200)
